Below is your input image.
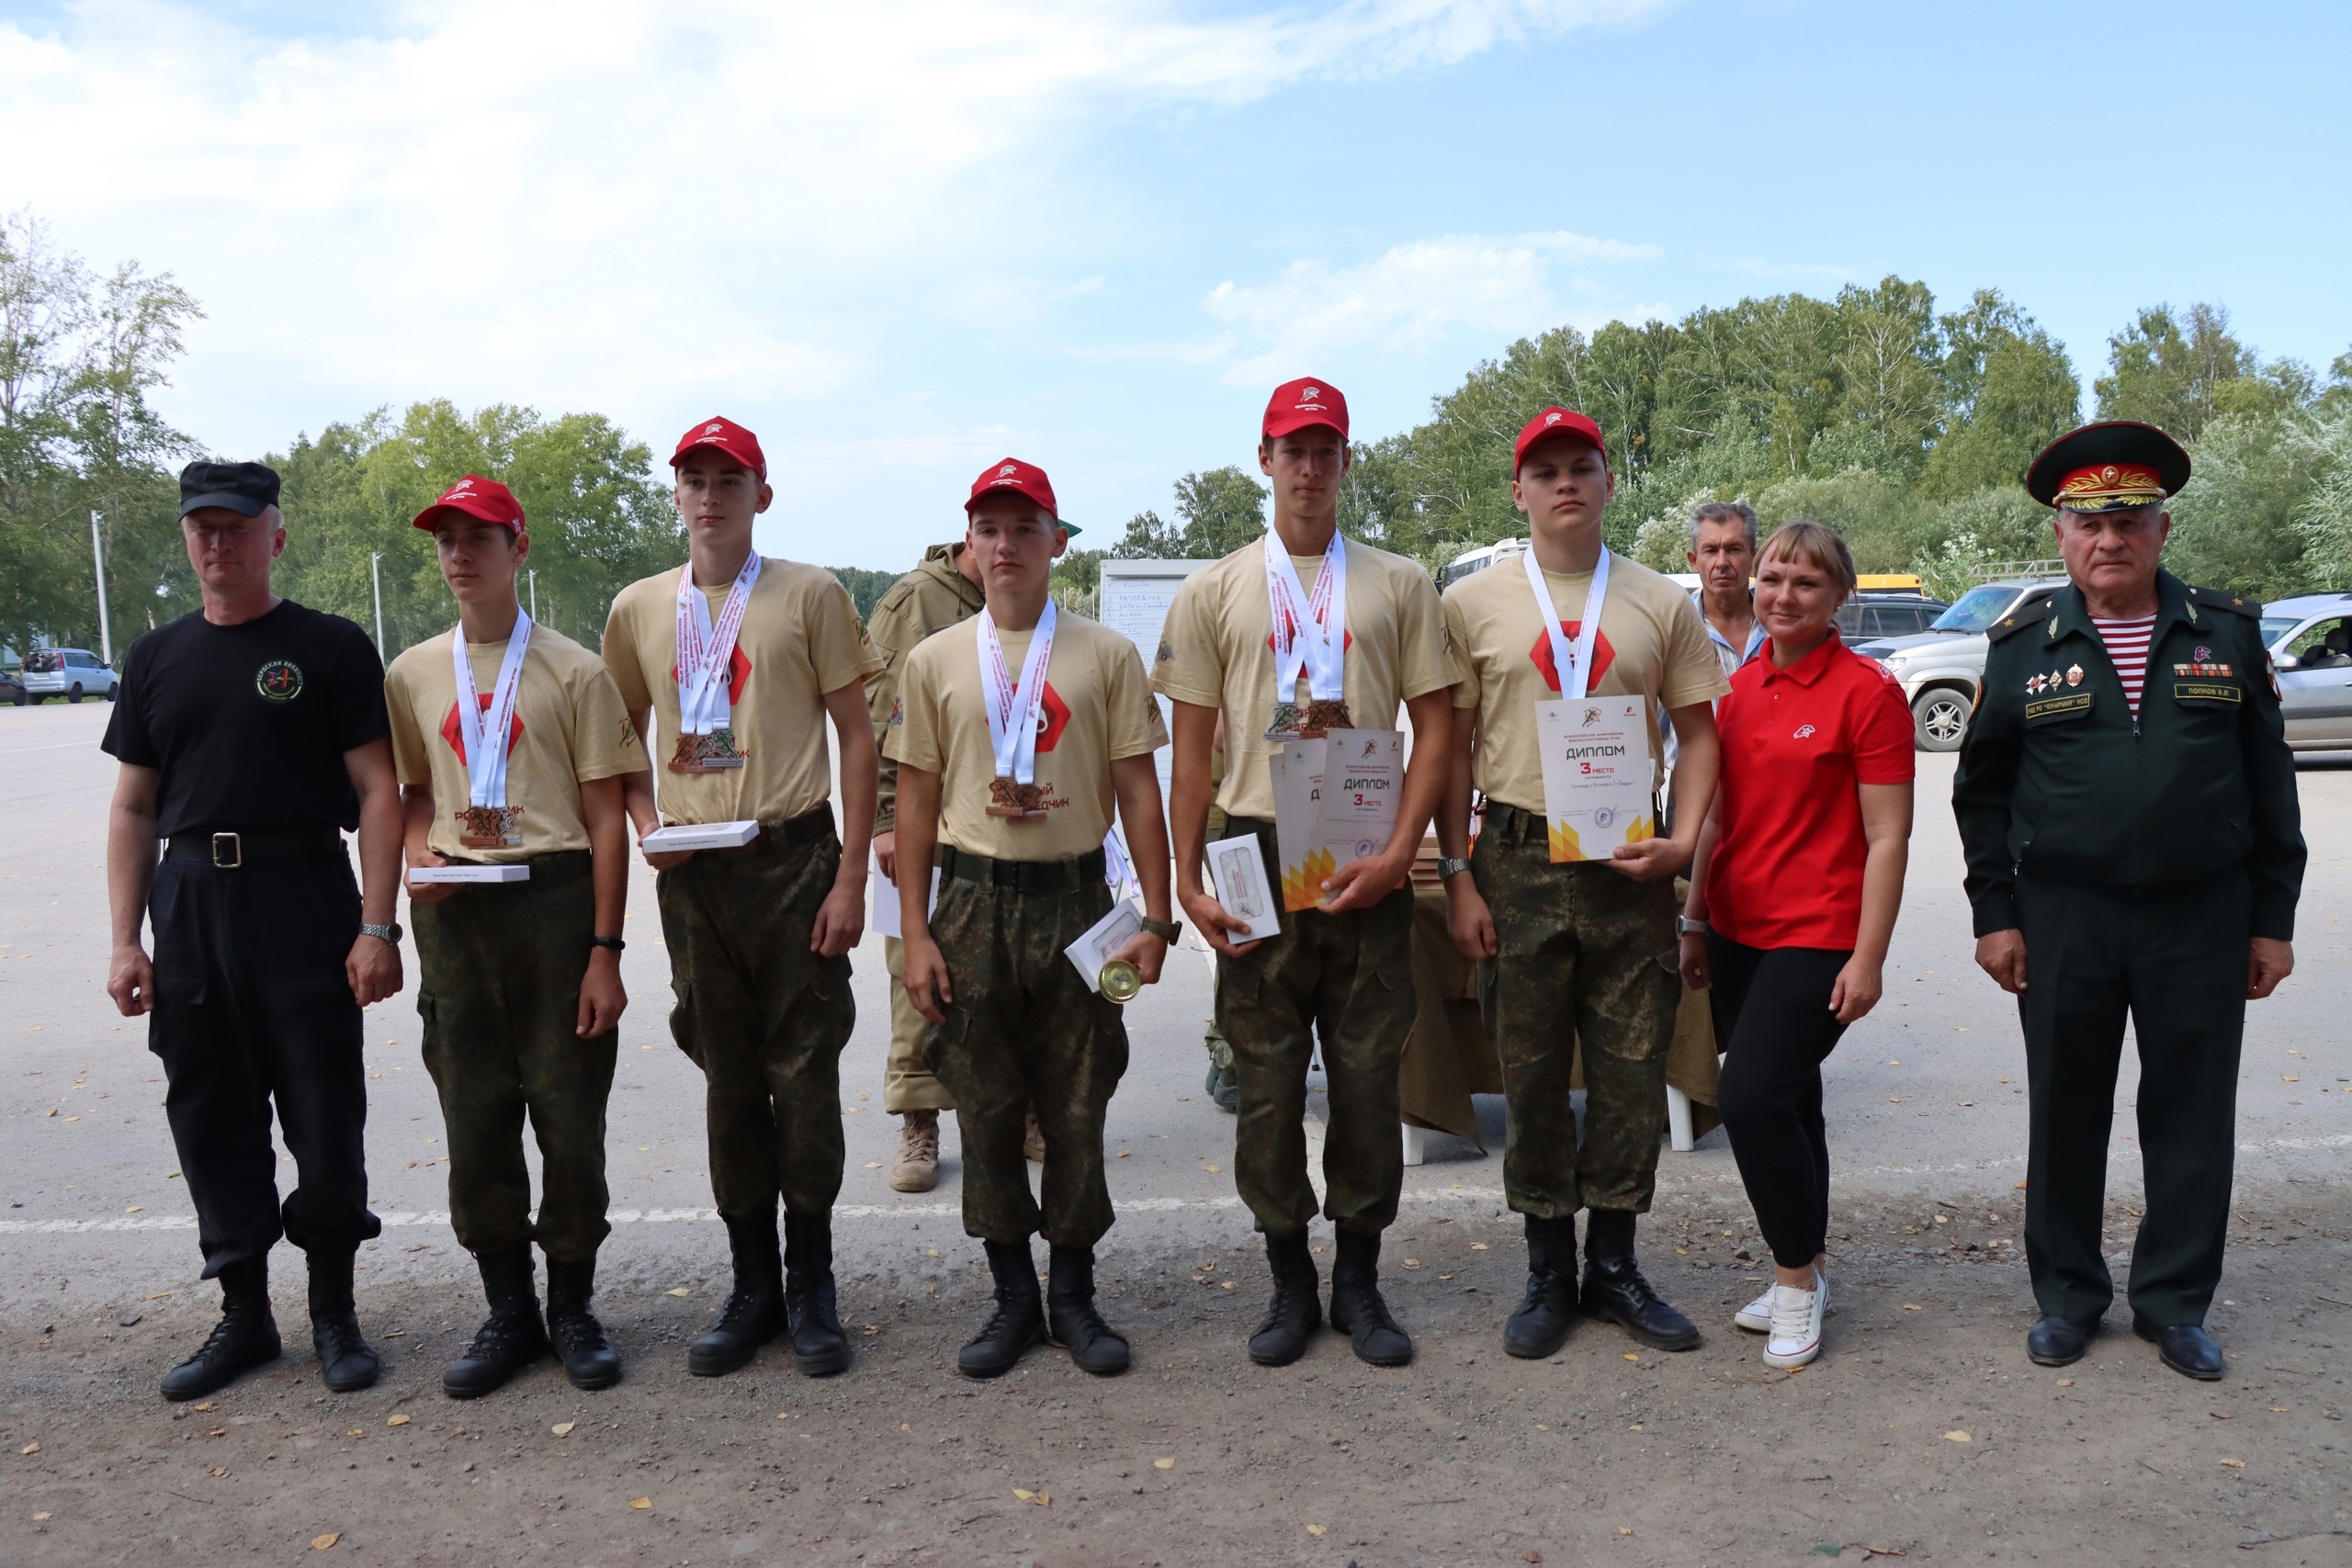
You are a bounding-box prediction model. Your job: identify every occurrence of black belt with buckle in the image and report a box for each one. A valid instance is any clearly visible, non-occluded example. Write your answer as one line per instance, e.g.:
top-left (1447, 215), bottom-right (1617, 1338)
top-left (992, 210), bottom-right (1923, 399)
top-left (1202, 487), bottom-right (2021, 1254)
top-left (165, 828), bottom-right (345, 869)
top-left (937, 842), bottom-right (1105, 894)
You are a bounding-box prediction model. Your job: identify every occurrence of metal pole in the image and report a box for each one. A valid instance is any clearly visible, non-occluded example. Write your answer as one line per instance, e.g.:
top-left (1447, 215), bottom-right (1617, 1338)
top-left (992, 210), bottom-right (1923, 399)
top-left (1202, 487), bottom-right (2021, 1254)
top-left (89, 511), bottom-right (114, 665)
top-left (529, 570), bottom-right (537, 622)
top-left (370, 552), bottom-right (385, 655)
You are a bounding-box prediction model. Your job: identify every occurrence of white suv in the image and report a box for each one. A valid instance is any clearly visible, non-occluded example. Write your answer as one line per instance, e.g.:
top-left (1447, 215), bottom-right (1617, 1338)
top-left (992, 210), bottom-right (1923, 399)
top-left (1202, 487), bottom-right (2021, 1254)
top-left (1851, 578), bottom-right (2066, 752)
top-left (21, 648), bottom-right (119, 704)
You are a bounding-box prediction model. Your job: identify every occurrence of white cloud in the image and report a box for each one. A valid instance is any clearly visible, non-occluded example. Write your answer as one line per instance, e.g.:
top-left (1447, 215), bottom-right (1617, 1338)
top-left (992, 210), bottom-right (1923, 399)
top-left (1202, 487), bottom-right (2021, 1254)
top-left (1202, 230), bottom-right (1661, 381)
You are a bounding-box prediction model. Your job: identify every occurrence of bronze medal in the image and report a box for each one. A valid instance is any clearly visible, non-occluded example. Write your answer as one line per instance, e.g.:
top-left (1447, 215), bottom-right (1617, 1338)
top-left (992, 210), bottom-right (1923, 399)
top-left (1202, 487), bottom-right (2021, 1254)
top-left (668, 727), bottom-right (747, 773)
top-left (986, 777), bottom-right (1048, 820)
top-left (458, 805), bottom-right (523, 848)
top-left (1300, 698), bottom-right (1353, 738)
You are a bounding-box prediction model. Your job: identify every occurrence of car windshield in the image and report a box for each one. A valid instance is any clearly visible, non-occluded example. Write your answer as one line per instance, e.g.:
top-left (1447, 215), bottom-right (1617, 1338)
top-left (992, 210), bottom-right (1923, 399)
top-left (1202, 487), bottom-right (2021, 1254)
top-left (2261, 616), bottom-right (2301, 645)
top-left (1929, 586), bottom-right (2018, 635)
top-left (23, 650), bottom-right (60, 673)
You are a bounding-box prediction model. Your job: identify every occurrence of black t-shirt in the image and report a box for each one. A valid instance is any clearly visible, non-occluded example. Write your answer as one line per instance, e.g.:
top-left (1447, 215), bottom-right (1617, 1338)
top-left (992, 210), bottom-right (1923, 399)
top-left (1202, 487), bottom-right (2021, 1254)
top-left (101, 601), bottom-right (390, 839)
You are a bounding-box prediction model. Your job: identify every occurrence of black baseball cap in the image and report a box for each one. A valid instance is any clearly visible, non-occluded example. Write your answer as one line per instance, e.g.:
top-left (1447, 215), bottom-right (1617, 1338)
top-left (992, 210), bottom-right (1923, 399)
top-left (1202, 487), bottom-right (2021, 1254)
top-left (178, 460), bottom-right (282, 520)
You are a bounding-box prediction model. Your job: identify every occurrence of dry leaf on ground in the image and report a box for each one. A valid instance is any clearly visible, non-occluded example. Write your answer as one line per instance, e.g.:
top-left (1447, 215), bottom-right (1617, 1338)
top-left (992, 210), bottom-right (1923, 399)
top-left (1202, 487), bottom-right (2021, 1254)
top-left (1307, 1524), bottom-right (1329, 1536)
top-left (387, 1415), bottom-right (410, 1427)
top-left (629, 1497), bottom-right (652, 1510)
top-left (1154, 1458), bottom-right (1175, 1470)
top-left (2220, 1459), bottom-right (2245, 1469)
top-left (1944, 1431), bottom-right (1972, 1443)
top-left (665, 1288), bottom-right (691, 1298)
top-left (551, 1423), bottom-right (574, 1437)
top-left (311, 1533), bottom-right (341, 1551)
top-left (20, 1441), bottom-right (39, 1454)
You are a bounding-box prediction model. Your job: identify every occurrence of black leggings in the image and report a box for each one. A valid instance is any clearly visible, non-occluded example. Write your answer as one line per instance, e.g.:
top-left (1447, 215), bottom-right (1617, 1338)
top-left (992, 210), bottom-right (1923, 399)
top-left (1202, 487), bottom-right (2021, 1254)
top-left (1708, 936), bottom-right (1853, 1269)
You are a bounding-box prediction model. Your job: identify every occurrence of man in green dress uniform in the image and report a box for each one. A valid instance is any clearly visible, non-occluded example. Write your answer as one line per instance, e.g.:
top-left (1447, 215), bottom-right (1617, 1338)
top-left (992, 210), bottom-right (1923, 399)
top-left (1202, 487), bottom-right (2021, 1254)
top-left (1952, 421), bottom-right (2304, 1381)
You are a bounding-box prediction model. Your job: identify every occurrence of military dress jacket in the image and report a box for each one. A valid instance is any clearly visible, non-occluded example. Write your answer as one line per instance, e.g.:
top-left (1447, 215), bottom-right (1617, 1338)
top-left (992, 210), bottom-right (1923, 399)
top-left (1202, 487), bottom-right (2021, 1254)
top-left (1951, 570), bottom-right (2304, 942)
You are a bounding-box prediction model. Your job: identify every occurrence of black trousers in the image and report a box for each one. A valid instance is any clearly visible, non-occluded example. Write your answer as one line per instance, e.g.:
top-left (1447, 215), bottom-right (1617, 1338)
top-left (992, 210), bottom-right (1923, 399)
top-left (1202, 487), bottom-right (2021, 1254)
top-left (1707, 937), bottom-right (1852, 1269)
top-left (147, 852), bottom-right (379, 1279)
top-left (2015, 872), bottom-right (2247, 1328)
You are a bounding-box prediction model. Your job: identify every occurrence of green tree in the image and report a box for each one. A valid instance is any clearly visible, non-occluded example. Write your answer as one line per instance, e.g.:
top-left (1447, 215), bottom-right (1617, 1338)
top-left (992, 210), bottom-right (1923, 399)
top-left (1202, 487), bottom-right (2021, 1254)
top-left (2093, 302), bottom-right (2275, 440)
top-left (1923, 290), bottom-right (2081, 497)
top-left (1104, 468), bottom-right (1267, 559)
top-left (828, 566), bottom-right (897, 621)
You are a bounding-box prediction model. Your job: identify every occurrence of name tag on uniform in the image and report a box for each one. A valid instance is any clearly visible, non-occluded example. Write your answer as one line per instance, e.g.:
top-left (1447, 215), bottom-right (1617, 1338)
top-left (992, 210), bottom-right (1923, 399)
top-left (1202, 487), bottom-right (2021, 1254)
top-left (2174, 682), bottom-right (2241, 705)
top-left (2024, 692), bottom-right (2093, 722)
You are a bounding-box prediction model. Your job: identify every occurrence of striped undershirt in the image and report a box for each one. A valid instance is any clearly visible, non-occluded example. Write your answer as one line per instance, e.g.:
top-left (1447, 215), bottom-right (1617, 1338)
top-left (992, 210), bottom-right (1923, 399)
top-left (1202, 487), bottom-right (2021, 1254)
top-left (2092, 615), bottom-right (2159, 714)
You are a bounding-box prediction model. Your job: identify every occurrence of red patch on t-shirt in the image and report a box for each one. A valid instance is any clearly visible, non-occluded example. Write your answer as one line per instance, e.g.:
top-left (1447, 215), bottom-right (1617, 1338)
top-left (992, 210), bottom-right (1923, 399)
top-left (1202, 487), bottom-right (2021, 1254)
top-left (1264, 621), bottom-right (1354, 658)
top-left (439, 693), bottom-right (525, 763)
top-left (1526, 625), bottom-right (1616, 694)
top-left (668, 646), bottom-right (752, 705)
top-left (1034, 682), bottom-right (1070, 753)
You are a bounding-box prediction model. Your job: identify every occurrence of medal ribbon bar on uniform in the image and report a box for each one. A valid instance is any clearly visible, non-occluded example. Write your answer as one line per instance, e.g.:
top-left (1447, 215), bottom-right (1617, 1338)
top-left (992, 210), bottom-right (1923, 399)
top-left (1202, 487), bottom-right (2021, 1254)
top-left (1264, 533), bottom-right (1347, 707)
top-left (1521, 543), bottom-right (1611, 700)
top-left (673, 554), bottom-right (762, 736)
top-left (450, 610), bottom-right (533, 809)
top-left (978, 597), bottom-right (1057, 787)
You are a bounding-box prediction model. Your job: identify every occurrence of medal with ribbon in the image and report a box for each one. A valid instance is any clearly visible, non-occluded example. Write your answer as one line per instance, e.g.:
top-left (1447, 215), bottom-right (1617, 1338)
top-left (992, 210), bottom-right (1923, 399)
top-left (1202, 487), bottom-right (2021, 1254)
top-left (671, 555), bottom-right (760, 773)
top-left (1522, 543), bottom-right (1610, 700)
top-left (1263, 533), bottom-right (1350, 739)
top-left (978, 600), bottom-right (1057, 819)
top-left (450, 612), bottom-right (534, 847)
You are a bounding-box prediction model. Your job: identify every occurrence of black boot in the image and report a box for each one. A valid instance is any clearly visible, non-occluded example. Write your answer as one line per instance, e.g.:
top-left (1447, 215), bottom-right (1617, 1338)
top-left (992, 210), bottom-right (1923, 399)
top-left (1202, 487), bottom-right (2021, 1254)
top-left (1046, 1246), bottom-right (1130, 1376)
top-left (307, 1246), bottom-right (380, 1393)
top-left (688, 1212), bottom-right (787, 1377)
top-left (1246, 1232), bottom-right (1321, 1367)
top-left (161, 1257), bottom-right (280, 1401)
top-left (783, 1209), bottom-right (852, 1377)
top-left (1503, 1214), bottom-right (1578, 1359)
top-left (957, 1239), bottom-right (1045, 1378)
top-left (443, 1246), bottom-right (549, 1399)
top-left (1579, 1209), bottom-right (1699, 1351)
top-left (544, 1255), bottom-right (622, 1392)
top-left (1328, 1229), bottom-right (1413, 1367)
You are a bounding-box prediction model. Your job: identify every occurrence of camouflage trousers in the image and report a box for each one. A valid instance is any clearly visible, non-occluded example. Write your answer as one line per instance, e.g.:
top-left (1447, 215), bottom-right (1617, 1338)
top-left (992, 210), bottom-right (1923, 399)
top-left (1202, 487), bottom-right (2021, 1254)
top-left (413, 852), bottom-right (617, 1262)
top-left (1215, 816), bottom-right (1416, 1239)
top-left (657, 822), bottom-right (856, 1221)
top-left (1473, 802), bottom-right (1680, 1219)
top-left (924, 850), bottom-right (1128, 1248)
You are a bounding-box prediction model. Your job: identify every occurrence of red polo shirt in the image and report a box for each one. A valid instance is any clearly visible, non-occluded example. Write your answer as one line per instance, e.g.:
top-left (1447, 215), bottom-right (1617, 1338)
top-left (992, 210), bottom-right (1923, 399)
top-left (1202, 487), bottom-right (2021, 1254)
top-left (1705, 632), bottom-right (1915, 951)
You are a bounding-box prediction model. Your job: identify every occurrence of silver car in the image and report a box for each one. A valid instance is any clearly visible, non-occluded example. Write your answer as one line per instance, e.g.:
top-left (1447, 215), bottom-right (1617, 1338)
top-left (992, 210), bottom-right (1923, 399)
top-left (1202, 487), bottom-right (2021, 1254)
top-left (1852, 577), bottom-right (2066, 752)
top-left (20, 648), bottom-right (118, 704)
top-left (2262, 592), bottom-right (2352, 751)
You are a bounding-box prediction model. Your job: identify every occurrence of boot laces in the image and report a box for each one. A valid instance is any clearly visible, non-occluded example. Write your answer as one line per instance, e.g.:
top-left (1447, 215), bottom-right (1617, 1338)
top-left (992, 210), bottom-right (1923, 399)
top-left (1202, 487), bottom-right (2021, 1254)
top-left (551, 1309), bottom-right (609, 1355)
top-left (714, 1286), bottom-right (771, 1334)
top-left (463, 1308), bottom-right (537, 1359)
top-left (194, 1310), bottom-right (264, 1361)
top-left (898, 1118), bottom-right (938, 1163)
top-left (313, 1312), bottom-right (368, 1360)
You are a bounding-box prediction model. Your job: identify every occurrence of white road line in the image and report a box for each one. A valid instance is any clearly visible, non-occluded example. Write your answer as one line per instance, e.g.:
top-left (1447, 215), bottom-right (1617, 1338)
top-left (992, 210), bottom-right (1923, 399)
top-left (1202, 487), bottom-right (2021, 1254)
top-left (0, 741), bottom-right (107, 757)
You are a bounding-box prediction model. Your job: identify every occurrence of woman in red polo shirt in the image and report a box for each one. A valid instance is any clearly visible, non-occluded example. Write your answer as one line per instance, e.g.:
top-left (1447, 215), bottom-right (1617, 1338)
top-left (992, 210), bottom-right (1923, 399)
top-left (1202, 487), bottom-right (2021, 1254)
top-left (1679, 521), bottom-right (1914, 1369)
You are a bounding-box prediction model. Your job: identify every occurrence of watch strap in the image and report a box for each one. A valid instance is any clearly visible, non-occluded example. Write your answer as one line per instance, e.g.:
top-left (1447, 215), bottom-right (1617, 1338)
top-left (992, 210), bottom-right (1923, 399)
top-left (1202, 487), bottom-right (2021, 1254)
top-left (360, 921), bottom-right (402, 944)
top-left (1138, 917), bottom-right (1182, 943)
top-left (1437, 856), bottom-right (1472, 880)
top-left (590, 936), bottom-right (627, 953)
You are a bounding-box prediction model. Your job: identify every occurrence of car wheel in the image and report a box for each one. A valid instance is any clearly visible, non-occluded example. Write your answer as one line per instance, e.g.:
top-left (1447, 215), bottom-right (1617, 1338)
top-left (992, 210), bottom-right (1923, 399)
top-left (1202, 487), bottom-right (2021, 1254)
top-left (67, 683), bottom-right (84, 704)
top-left (1913, 687), bottom-right (1971, 752)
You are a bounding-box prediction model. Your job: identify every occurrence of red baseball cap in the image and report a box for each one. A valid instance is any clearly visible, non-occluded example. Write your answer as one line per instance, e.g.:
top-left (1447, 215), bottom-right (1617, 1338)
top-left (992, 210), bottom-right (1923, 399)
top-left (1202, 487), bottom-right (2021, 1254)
top-left (966, 457), bottom-right (1081, 534)
top-left (413, 475), bottom-right (525, 535)
top-left (1261, 378), bottom-right (1349, 442)
top-left (671, 415), bottom-right (768, 481)
top-left (1512, 407), bottom-right (1608, 473)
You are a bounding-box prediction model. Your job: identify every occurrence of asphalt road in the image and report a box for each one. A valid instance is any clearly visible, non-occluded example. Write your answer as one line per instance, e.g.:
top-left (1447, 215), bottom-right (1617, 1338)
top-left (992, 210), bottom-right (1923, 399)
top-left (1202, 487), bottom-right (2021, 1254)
top-left (2, 694), bottom-right (2347, 1564)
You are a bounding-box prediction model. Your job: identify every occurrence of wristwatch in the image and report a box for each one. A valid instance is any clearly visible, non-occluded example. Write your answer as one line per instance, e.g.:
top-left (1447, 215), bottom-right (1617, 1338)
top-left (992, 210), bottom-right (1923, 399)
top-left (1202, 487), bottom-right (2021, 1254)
top-left (360, 921), bottom-right (403, 945)
top-left (1138, 918), bottom-right (1182, 943)
top-left (1677, 917), bottom-right (1709, 935)
top-left (1437, 856), bottom-right (1472, 880)
top-left (589, 936), bottom-right (627, 953)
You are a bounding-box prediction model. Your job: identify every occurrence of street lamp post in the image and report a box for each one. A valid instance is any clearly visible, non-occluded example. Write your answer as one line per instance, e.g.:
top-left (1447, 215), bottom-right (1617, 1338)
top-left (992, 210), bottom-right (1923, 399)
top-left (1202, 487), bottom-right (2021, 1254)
top-left (370, 552), bottom-right (386, 656)
top-left (90, 511), bottom-right (114, 666)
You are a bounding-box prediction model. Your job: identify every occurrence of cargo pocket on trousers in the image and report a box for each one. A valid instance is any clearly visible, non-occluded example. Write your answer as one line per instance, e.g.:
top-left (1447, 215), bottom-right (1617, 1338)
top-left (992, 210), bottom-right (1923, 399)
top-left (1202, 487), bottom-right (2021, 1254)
top-left (668, 981), bottom-right (707, 1070)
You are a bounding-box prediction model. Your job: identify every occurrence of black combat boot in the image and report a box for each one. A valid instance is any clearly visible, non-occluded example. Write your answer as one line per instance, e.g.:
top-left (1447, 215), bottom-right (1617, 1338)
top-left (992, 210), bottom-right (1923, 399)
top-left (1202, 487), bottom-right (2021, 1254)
top-left (783, 1209), bottom-right (852, 1377)
top-left (307, 1246), bottom-right (380, 1393)
top-left (1247, 1231), bottom-right (1321, 1366)
top-left (161, 1257), bottom-right (280, 1402)
top-left (1580, 1209), bottom-right (1699, 1351)
top-left (688, 1211), bottom-right (787, 1377)
top-left (443, 1246), bottom-right (549, 1399)
top-left (957, 1239), bottom-right (1046, 1378)
top-left (1328, 1229), bottom-right (1413, 1367)
top-left (1503, 1214), bottom-right (1578, 1359)
top-left (1046, 1246), bottom-right (1130, 1375)
top-left (544, 1255), bottom-right (622, 1392)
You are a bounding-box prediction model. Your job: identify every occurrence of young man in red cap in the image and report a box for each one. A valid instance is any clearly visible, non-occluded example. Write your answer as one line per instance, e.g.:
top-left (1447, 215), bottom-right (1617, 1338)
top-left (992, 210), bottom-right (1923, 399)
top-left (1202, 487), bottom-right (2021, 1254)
top-left (891, 457), bottom-right (1173, 1378)
top-left (602, 417), bottom-right (882, 1379)
top-left (1436, 409), bottom-right (1725, 1359)
top-left (385, 476), bottom-right (647, 1397)
top-left (1154, 379), bottom-right (1455, 1368)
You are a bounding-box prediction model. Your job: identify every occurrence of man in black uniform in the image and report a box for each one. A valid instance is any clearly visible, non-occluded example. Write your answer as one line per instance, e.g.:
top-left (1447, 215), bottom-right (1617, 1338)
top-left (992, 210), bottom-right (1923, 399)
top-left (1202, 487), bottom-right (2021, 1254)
top-left (104, 461), bottom-right (407, 1400)
top-left (1952, 422), bottom-right (2303, 1382)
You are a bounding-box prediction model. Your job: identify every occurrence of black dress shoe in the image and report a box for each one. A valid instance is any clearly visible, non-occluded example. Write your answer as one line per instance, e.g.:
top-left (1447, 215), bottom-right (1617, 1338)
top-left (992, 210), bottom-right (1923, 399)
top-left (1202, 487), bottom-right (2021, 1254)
top-left (1328, 1230), bottom-right (1413, 1368)
top-left (958, 1239), bottom-right (1045, 1379)
top-left (2135, 1316), bottom-right (2225, 1381)
top-left (1581, 1254), bottom-right (1701, 1351)
top-left (1248, 1233), bottom-right (1321, 1367)
top-left (2026, 1314), bottom-right (2097, 1367)
top-left (1502, 1215), bottom-right (1577, 1359)
top-left (161, 1306), bottom-right (281, 1401)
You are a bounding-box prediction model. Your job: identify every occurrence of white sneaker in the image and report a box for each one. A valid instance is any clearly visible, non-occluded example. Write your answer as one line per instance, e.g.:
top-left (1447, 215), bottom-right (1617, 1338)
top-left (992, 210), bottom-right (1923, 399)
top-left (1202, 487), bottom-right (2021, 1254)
top-left (1735, 1285), bottom-right (1775, 1333)
top-left (1763, 1270), bottom-right (1826, 1369)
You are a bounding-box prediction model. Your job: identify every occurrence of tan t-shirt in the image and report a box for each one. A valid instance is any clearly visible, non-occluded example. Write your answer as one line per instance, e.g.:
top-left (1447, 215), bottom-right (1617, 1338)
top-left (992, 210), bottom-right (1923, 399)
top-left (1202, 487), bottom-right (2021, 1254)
top-left (1151, 535), bottom-right (1453, 821)
top-left (1442, 549), bottom-right (1728, 813)
top-left (602, 558), bottom-right (884, 827)
top-left (386, 623), bottom-right (647, 862)
top-left (886, 610), bottom-right (1167, 862)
